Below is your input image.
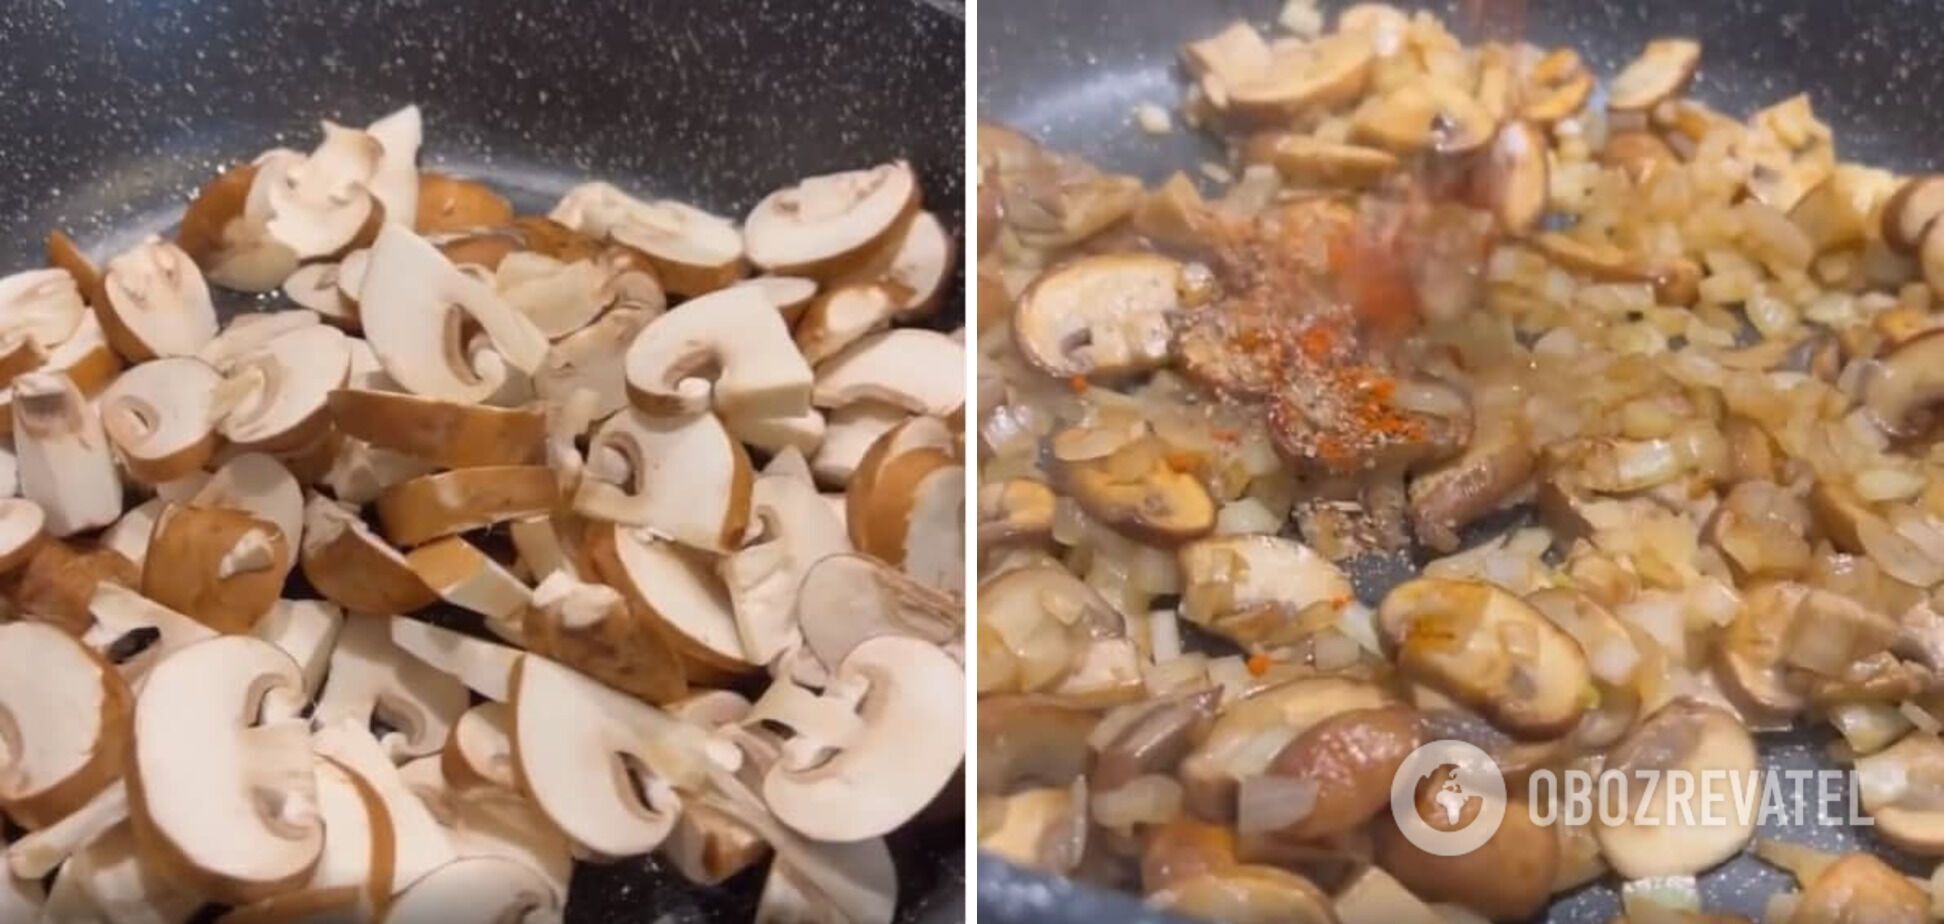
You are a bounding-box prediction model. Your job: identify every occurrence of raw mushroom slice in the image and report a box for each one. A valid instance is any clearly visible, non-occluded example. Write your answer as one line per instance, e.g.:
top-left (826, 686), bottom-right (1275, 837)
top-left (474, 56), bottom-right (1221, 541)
top-left (585, 523), bottom-right (756, 682)
top-left (282, 262), bottom-right (360, 328)
top-left (743, 162), bottom-right (919, 280)
top-left (1373, 777), bottom-right (1558, 921)
top-left (125, 636), bottom-right (321, 904)
top-left (299, 495), bottom-right (437, 615)
top-left (1594, 700), bottom-right (1758, 877)
top-left (406, 537), bottom-right (533, 643)
top-left (390, 618), bottom-right (522, 702)
top-left (192, 452), bottom-right (306, 552)
top-left (844, 415), bottom-right (956, 551)
top-left (550, 182), bottom-right (745, 296)
top-left (795, 283), bottom-right (901, 365)
top-left (796, 554), bottom-right (960, 673)
top-left (99, 238), bottom-right (221, 363)
top-left (1351, 79), bottom-right (1496, 154)
top-left (0, 622), bottom-right (131, 830)
top-left (61, 819), bottom-right (203, 924)
top-left (1883, 174), bottom-right (1944, 254)
top-left (622, 283), bottom-right (813, 418)
top-left (574, 408), bottom-right (752, 553)
top-left (509, 654), bottom-right (718, 859)
top-left (1607, 39), bottom-right (1703, 112)
top-left (300, 758), bottom-right (387, 916)
top-left (5, 780), bottom-right (129, 882)
top-left (381, 855), bottom-right (557, 924)
top-left (1379, 578), bottom-right (1590, 738)
top-left (97, 357), bottom-right (223, 483)
top-left (763, 445), bottom-right (816, 485)
top-left (266, 122), bottom-right (383, 260)
top-left (723, 405), bottom-right (826, 457)
top-left (175, 151), bottom-right (304, 293)
top-left (83, 583), bottom-right (216, 688)
top-left (14, 371), bottom-right (123, 536)
top-left (703, 773), bottom-right (898, 924)
top-left (1013, 253), bottom-right (1182, 380)
top-left (394, 760), bottom-right (573, 907)
top-left (322, 438), bottom-right (434, 507)
top-left (1862, 331), bottom-right (1944, 437)
top-left (0, 268), bottom-right (86, 350)
top-left (140, 504), bottom-right (291, 634)
top-left (216, 323), bottom-right (352, 452)
top-left (736, 275), bottom-right (820, 324)
top-left (1179, 535), bottom-right (1353, 647)
top-left (0, 441), bottom-right (15, 499)
top-left (533, 307), bottom-right (647, 420)
top-left (667, 799), bottom-right (772, 887)
top-left (250, 600), bottom-right (342, 701)
top-left (359, 223), bottom-right (550, 404)
top-left (365, 105), bottom-right (422, 231)
top-left (375, 465), bottom-right (557, 547)
top-left (313, 615), bottom-right (468, 762)
top-left (443, 702), bottom-right (517, 791)
top-left (494, 251), bottom-right (611, 339)
top-left (328, 388), bottom-right (544, 468)
top-left (196, 310), bottom-right (321, 369)
top-left (508, 514), bottom-right (578, 583)
top-left (753, 635), bottom-right (964, 841)
top-left (311, 719), bottom-right (456, 898)
top-left (12, 540), bottom-right (139, 637)
top-left (863, 456), bottom-right (963, 590)
top-left (0, 498), bottom-right (44, 576)
top-left (811, 328), bottom-right (965, 416)
top-left (415, 174), bottom-right (514, 236)
top-left (720, 472), bottom-right (852, 666)
top-left (524, 570), bottom-right (688, 705)
top-left (849, 210), bottom-right (954, 319)
top-left (813, 402), bottom-right (908, 487)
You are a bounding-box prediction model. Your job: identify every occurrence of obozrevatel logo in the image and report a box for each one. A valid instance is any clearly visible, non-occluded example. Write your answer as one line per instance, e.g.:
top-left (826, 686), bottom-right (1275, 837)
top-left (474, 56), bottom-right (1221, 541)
top-left (1388, 739), bottom-right (1507, 857)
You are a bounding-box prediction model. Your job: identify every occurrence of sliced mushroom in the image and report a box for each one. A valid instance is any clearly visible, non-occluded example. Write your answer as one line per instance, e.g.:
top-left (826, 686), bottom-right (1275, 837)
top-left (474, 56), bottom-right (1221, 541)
top-left (1378, 578), bottom-right (1590, 738)
top-left (1253, 705), bottom-right (1419, 841)
top-left (977, 564), bottom-right (1123, 696)
top-left (1186, 24), bottom-right (1373, 123)
top-left (743, 162), bottom-right (919, 279)
top-left (723, 405), bottom-right (826, 458)
top-left (1057, 434), bottom-right (1215, 547)
top-left (175, 158), bottom-right (294, 293)
top-left (299, 494), bottom-right (437, 615)
top-left (196, 310), bottom-right (320, 369)
top-left (1178, 535), bottom-right (1351, 647)
top-left (1374, 774), bottom-right (1556, 922)
top-left (265, 123), bottom-right (383, 260)
top-left (381, 855), bottom-right (556, 924)
top-left (97, 357), bottom-right (222, 484)
top-left (845, 210), bottom-right (953, 320)
top-left (313, 615), bottom-right (468, 762)
top-left (1602, 131), bottom-right (1680, 184)
top-left (983, 785), bottom-right (1086, 874)
top-left (57, 819), bottom-right (202, 924)
top-left (1407, 414), bottom-right (1535, 553)
top-left (736, 275), bottom-right (821, 324)
top-left (978, 478), bottom-right (1056, 547)
top-left (13, 540), bottom-right (138, 637)
top-left (1711, 581), bottom-right (1810, 723)
top-left (389, 618), bottom-right (521, 702)
top-left (813, 401), bottom-right (909, 488)
top-left (1863, 329), bottom-right (1944, 436)
top-left (327, 388), bottom-right (543, 468)
top-left (533, 307), bottom-right (648, 420)
top-left (796, 283), bottom-right (902, 365)
top-left (192, 452), bottom-right (305, 553)
top-left (797, 554), bottom-right (960, 674)
top-left (523, 569), bottom-right (687, 705)
top-left (294, 757), bottom-right (386, 917)
top-left (14, 372), bottom-right (123, 536)
top-left (215, 323), bottom-right (352, 452)
top-left (310, 718), bottom-right (456, 898)
top-left (1883, 174), bottom-right (1944, 254)
top-left (622, 283), bottom-right (812, 418)
top-left (442, 701), bottom-right (517, 792)
top-left (98, 237), bottom-right (220, 362)
top-left (1150, 867), bottom-right (1337, 924)
top-left (394, 762), bottom-right (573, 909)
top-left (550, 182), bottom-right (745, 296)
top-left (494, 250), bottom-right (611, 339)
top-left (847, 439), bottom-right (960, 576)
top-left (583, 523), bottom-right (755, 681)
top-left (720, 472), bottom-right (851, 667)
top-left (126, 636), bottom-right (321, 904)
top-left (1013, 253), bottom-right (1182, 380)
top-left (414, 173), bottom-right (514, 236)
top-left (358, 223), bottom-right (550, 404)
top-left (752, 635), bottom-right (963, 841)
top-left (0, 622), bottom-right (130, 830)
top-left (375, 465), bottom-right (557, 547)
top-left (1595, 700), bottom-right (1758, 878)
top-left (0, 268), bottom-right (86, 351)
top-left (282, 261), bottom-right (360, 328)
top-left (1854, 732), bottom-right (1944, 855)
top-left (250, 599), bottom-right (342, 701)
top-left (1180, 678), bottom-right (1393, 821)
top-left (406, 537), bottom-right (533, 643)
top-left (140, 505), bottom-right (289, 634)
top-left (977, 696), bottom-right (1097, 794)
top-left (1789, 853), bottom-right (1928, 924)
top-left (0, 312), bottom-right (122, 437)
top-left (1518, 48), bottom-right (1595, 124)
top-left (1607, 39), bottom-right (1703, 112)
top-left (812, 328), bottom-right (964, 417)
top-left (1477, 121), bottom-right (1549, 235)
top-left (1254, 135), bottom-right (1399, 188)
top-left (508, 653), bottom-right (716, 859)
top-left (573, 408), bottom-right (752, 553)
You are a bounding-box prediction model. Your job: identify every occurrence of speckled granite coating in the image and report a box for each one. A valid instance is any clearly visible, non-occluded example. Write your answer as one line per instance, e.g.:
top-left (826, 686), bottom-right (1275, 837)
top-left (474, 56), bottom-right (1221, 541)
top-left (980, 1), bottom-right (1944, 922)
top-left (0, 1), bottom-right (964, 922)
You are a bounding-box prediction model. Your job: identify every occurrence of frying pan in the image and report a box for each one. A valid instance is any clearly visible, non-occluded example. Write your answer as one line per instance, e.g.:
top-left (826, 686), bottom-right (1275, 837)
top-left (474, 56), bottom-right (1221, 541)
top-left (977, 1), bottom-right (1944, 921)
top-left (0, 0), bottom-right (965, 921)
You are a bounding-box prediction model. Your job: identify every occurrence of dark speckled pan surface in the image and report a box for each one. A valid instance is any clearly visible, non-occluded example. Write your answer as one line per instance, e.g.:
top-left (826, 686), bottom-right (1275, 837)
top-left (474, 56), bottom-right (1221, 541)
top-left (0, 1), bottom-right (963, 921)
top-left (980, 1), bottom-right (1944, 923)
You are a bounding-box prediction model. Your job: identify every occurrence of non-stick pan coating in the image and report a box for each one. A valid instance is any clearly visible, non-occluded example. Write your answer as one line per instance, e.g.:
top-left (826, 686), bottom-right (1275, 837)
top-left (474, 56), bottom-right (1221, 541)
top-left (0, 1), bottom-right (965, 921)
top-left (979, 1), bottom-right (1944, 921)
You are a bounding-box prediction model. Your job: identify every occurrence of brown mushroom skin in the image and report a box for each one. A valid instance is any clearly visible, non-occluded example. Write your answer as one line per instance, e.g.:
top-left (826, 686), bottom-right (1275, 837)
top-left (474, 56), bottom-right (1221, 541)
top-left (0, 641), bottom-right (131, 830)
top-left (1090, 689), bottom-right (1219, 793)
top-left (375, 466), bottom-right (558, 548)
top-left (142, 505), bottom-right (290, 635)
top-left (174, 162), bottom-right (258, 270)
top-left (415, 173), bottom-right (514, 235)
top-left (10, 540), bottom-right (138, 637)
top-left (977, 696), bottom-right (1098, 795)
top-left (1374, 768), bottom-right (1557, 922)
top-left (1407, 424), bottom-right (1535, 553)
top-left (327, 389), bottom-right (546, 468)
top-left (522, 584), bottom-right (689, 706)
top-left (1790, 854), bottom-right (1928, 924)
top-left (1260, 705), bottom-right (1420, 841)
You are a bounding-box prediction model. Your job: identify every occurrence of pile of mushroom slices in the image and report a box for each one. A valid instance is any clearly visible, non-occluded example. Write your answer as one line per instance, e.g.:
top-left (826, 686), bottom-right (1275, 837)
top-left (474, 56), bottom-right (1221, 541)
top-left (0, 105), bottom-right (967, 923)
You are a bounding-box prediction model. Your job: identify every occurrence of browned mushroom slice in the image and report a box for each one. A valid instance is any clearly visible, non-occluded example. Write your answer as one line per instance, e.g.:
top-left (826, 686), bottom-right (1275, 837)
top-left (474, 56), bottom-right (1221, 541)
top-left (1353, 79), bottom-right (1496, 155)
top-left (1883, 174), bottom-right (1944, 254)
top-left (1012, 253), bottom-right (1182, 381)
top-left (141, 504), bottom-right (290, 634)
top-left (1374, 773), bottom-right (1557, 922)
top-left (300, 494), bottom-right (436, 615)
top-left (1268, 376), bottom-right (1471, 478)
top-left (1531, 233), bottom-right (1654, 283)
top-left (1259, 136), bottom-right (1399, 188)
top-left (744, 162), bottom-right (920, 280)
top-left (1177, 535), bottom-right (1351, 647)
top-left (978, 478), bottom-right (1057, 547)
top-left (1607, 39), bottom-right (1702, 112)
top-left (1054, 434), bottom-right (1214, 546)
top-left (1789, 854), bottom-right (1928, 923)
top-left (1711, 581), bottom-right (1810, 724)
top-left (1601, 131), bottom-right (1680, 184)
top-left (977, 564), bottom-right (1123, 696)
top-left (414, 173), bottom-right (514, 235)
top-left (980, 786), bottom-right (1086, 876)
top-left (1186, 24), bottom-right (1373, 123)
top-left (1408, 415), bottom-right (1534, 553)
top-left (1179, 677), bottom-right (1393, 821)
top-left (1477, 121), bottom-right (1549, 235)
top-left (97, 357), bottom-right (223, 485)
top-left (1854, 733), bottom-right (1944, 856)
top-left (976, 696), bottom-right (1097, 795)
top-left (1863, 329), bottom-right (1944, 436)
top-left (1595, 700), bottom-right (1758, 878)
top-left (327, 389), bottom-right (544, 468)
top-left (1789, 166), bottom-right (1893, 255)
top-left (1518, 48), bottom-right (1594, 124)
top-left (1149, 866), bottom-right (1337, 924)
top-left (1378, 578), bottom-right (1589, 738)
top-left (375, 465), bottom-right (557, 547)
top-left (1257, 705), bottom-right (1420, 840)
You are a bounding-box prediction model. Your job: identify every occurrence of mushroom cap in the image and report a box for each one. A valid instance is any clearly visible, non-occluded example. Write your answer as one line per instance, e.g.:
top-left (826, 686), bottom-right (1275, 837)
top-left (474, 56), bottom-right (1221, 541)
top-left (811, 328), bottom-right (964, 417)
top-left (743, 162), bottom-right (919, 279)
top-left (0, 268), bottom-right (86, 351)
top-left (798, 554), bottom-right (960, 672)
top-left (1607, 38), bottom-right (1702, 112)
top-left (313, 614), bottom-right (469, 761)
top-left (1180, 677), bottom-right (1393, 821)
top-left (98, 357), bottom-right (223, 484)
top-left (1594, 699), bottom-right (1758, 878)
top-left (524, 570), bottom-right (688, 705)
top-left (299, 494), bottom-right (438, 616)
top-left (585, 523), bottom-right (755, 681)
top-left (101, 238), bottom-right (220, 361)
top-left (761, 635), bottom-right (964, 841)
top-left (533, 307), bottom-right (648, 420)
top-left (365, 105), bottom-right (423, 231)
top-left (622, 283), bottom-right (812, 419)
top-left (375, 465), bottom-right (557, 547)
top-left (414, 174), bottom-right (514, 236)
top-left (509, 654), bottom-right (715, 859)
top-left (574, 408), bottom-right (752, 553)
top-left (359, 223), bottom-right (550, 404)
top-left (551, 182), bottom-right (745, 297)
top-left (1178, 535), bottom-right (1350, 645)
top-left (140, 504), bottom-right (290, 635)
top-left (127, 636), bottom-right (322, 905)
top-left (1012, 253), bottom-right (1181, 381)
top-left (218, 323), bottom-right (352, 451)
top-left (1379, 578), bottom-right (1591, 739)
top-left (310, 719), bottom-right (456, 898)
top-left (380, 855), bottom-right (557, 924)
top-left (406, 536), bottom-right (533, 642)
top-left (328, 388), bottom-right (545, 468)
top-left (192, 452), bottom-right (306, 553)
top-left (0, 622), bottom-right (130, 830)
